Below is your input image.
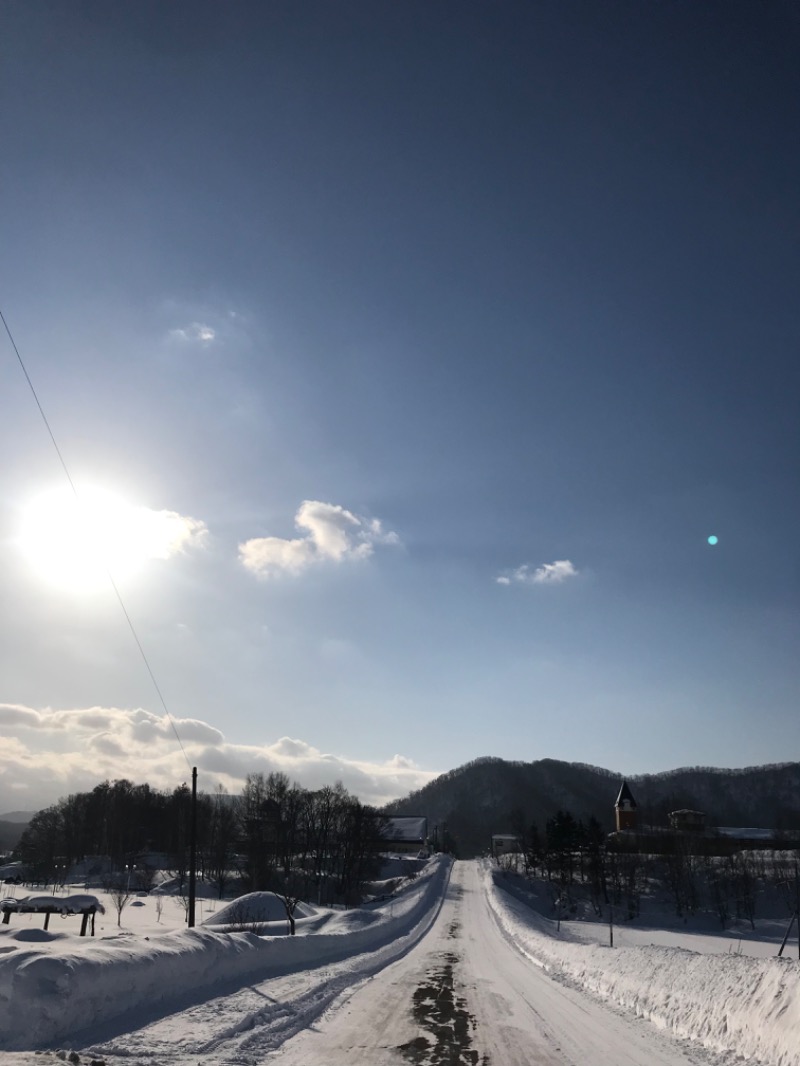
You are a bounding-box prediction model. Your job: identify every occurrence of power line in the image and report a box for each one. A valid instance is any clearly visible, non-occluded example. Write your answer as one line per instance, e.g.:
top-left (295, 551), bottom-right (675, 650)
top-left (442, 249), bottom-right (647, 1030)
top-left (1, 307), bottom-right (192, 772)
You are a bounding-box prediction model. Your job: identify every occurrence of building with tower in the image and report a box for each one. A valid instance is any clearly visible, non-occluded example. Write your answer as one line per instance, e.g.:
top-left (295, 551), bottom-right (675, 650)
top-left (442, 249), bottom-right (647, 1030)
top-left (614, 780), bottom-right (637, 831)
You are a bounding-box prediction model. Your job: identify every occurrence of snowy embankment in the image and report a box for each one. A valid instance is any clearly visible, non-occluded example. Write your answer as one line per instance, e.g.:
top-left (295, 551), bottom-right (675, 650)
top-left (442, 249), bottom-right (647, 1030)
top-left (0, 857), bottom-right (451, 1051)
top-left (484, 863), bottom-right (800, 1066)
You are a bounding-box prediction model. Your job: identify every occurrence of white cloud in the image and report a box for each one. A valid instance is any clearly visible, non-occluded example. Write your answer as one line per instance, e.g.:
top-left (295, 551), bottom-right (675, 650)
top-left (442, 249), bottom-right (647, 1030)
top-left (0, 705), bottom-right (223, 746)
top-left (0, 706), bottom-right (438, 813)
top-left (168, 322), bottom-right (216, 344)
top-left (239, 500), bottom-right (401, 579)
top-left (135, 509), bottom-right (208, 559)
top-left (0, 704), bottom-right (41, 728)
top-left (497, 559), bottom-right (579, 586)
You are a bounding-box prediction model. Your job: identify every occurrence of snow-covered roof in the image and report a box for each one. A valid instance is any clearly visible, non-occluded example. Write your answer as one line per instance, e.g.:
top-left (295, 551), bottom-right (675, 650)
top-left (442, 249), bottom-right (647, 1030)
top-left (0, 893), bottom-right (104, 914)
top-left (715, 827), bottom-right (782, 840)
top-left (380, 816), bottom-right (427, 842)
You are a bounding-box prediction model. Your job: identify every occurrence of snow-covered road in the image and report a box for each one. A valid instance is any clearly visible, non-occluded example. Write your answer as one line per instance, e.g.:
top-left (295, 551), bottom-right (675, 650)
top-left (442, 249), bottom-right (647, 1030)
top-left (269, 860), bottom-right (711, 1066)
top-left (79, 861), bottom-right (714, 1066)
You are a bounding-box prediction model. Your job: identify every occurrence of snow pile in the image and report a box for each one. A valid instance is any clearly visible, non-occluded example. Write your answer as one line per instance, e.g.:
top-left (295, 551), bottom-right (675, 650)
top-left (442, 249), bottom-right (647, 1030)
top-left (485, 864), bottom-right (800, 1066)
top-left (203, 891), bottom-right (314, 927)
top-left (0, 856), bottom-right (451, 1050)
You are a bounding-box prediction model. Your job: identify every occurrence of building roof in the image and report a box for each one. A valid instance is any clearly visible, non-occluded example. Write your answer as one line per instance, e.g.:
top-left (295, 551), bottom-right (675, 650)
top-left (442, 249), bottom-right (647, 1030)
top-left (380, 815), bottom-right (427, 843)
top-left (715, 827), bottom-right (774, 840)
top-left (615, 780), bottom-right (637, 808)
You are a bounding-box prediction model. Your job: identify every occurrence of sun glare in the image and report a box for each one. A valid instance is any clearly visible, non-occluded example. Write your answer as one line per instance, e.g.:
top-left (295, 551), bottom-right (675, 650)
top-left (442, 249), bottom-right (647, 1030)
top-left (19, 486), bottom-right (174, 594)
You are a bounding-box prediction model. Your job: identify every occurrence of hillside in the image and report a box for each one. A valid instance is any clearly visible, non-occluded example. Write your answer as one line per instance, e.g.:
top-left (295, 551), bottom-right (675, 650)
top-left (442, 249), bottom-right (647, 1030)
top-left (0, 819), bottom-right (28, 853)
top-left (387, 757), bottom-right (800, 857)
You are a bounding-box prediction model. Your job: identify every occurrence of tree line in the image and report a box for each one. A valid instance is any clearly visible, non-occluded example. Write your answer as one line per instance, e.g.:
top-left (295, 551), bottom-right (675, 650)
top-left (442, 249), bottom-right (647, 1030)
top-left (500, 808), bottom-right (800, 929)
top-left (13, 772), bottom-right (386, 906)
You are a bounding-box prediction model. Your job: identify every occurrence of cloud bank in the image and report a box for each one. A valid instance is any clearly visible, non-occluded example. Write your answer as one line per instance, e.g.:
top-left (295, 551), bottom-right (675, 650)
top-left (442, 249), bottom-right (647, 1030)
top-left (239, 500), bottom-right (400, 579)
top-left (497, 559), bottom-right (579, 586)
top-left (0, 703), bottom-right (436, 814)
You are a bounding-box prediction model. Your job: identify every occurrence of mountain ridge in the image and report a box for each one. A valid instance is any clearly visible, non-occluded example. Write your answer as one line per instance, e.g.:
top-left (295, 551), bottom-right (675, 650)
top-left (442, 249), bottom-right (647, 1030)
top-left (386, 757), bottom-right (800, 857)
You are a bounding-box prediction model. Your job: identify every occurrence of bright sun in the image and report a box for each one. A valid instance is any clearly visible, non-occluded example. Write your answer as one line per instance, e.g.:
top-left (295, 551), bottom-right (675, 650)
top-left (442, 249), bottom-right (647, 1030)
top-left (19, 486), bottom-right (180, 594)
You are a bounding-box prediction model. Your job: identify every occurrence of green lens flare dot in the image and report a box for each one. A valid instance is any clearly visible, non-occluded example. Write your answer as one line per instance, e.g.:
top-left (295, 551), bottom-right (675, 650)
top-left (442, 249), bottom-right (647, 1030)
top-left (707, 535), bottom-right (718, 546)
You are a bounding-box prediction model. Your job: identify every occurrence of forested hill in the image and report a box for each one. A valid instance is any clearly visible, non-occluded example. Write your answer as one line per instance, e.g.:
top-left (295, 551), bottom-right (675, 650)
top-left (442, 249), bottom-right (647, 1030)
top-left (0, 818), bottom-right (28, 853)
top-left (387, 757), bottom-right (800, 857)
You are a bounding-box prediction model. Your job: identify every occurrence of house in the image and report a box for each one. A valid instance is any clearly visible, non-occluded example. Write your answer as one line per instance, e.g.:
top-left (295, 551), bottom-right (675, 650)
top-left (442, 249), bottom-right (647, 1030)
top-left (491, 834), bottom-right (522, 858)
top-left (379, 815), bottom-right (428, 854)
top-left (668, 809), bottom-right (706, 833)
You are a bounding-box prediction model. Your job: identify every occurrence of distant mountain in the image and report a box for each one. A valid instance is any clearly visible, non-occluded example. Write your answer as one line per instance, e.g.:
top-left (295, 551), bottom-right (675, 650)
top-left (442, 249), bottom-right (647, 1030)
top-left (387, 757), bottom-right (800, 857)
top-left (0, 811), bottom-right (36, 824)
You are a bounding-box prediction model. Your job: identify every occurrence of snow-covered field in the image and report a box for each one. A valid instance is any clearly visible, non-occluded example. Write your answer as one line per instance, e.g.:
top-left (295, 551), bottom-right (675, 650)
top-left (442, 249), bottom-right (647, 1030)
top-left (0, 858), bottom-right (798, 1065)
top-left (486, 863), bottom-right (800, 1066)
top-left (493, 862), bottom-right (798, 961)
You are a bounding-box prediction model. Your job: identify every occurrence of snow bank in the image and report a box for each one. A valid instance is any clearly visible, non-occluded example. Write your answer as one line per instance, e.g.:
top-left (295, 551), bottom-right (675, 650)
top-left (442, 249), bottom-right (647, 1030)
top-left (485, 865), bottom-right (800, 1066)
top-left (0, 857), bottom-right (451, 1050)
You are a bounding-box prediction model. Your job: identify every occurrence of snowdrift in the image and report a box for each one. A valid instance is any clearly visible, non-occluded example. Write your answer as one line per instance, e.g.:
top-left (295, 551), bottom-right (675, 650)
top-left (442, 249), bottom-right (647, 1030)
top-left (485, 864), bottom-right (800, 1066)
top-left (0, 857), bottom-right (451, 1050)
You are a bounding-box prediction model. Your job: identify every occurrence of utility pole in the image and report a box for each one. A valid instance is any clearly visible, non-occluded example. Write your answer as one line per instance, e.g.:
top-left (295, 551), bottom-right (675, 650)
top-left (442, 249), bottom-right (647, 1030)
top-left (796, 860), bottom-right (799, 961)
top-left (776, 862), bottom-right (799, 959)
top-left (188, 767), bottom-right (197, 928)
top-left (609, 902), bottom-right (614, 948)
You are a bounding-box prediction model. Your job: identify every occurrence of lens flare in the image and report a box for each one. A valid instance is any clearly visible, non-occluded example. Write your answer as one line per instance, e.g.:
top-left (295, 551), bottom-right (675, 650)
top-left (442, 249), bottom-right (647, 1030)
top-left (707, 535), bottom-right (718, 546)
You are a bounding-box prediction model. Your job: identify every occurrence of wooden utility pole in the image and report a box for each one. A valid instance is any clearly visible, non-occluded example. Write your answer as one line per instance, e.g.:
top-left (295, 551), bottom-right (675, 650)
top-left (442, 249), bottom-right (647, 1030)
top-left (609, 902), bottom-right (614, 948)
top-left (188, 766), bottom-right (197, 928)
top-left (776, 862), bottom-right (799, 959)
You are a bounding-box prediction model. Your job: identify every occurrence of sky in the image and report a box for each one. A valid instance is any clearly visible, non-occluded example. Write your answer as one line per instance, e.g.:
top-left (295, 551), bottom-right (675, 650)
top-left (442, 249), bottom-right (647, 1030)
top-left (1, 1), bottom-right (798, 815)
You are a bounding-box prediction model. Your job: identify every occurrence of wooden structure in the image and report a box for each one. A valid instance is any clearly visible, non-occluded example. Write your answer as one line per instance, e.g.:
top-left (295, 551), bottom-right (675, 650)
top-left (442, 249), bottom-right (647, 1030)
top-left (0, 893), bottom-right (104, 936)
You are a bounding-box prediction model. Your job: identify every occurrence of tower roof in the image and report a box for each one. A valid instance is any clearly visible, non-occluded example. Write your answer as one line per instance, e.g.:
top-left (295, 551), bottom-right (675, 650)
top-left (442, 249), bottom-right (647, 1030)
top-left (615, 780), bottom-right (637, 808)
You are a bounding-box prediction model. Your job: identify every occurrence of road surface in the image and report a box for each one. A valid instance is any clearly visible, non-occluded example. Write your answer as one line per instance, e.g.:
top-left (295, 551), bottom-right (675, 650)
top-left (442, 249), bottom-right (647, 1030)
top-left (269, 861), bottom-right (712, 1066)
top-left (80, 861), bottom-right (717, 1066)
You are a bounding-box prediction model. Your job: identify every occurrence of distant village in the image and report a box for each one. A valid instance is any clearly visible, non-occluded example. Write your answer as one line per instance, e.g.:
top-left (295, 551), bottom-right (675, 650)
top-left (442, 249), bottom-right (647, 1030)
top-left (491, 780), bottom-right (800, 860)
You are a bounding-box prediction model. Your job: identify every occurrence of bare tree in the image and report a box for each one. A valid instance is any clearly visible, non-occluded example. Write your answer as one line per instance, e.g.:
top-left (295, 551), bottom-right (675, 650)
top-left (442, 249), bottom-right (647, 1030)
top-left (278, 892), bottom-right (301, 935)
top-left (663, 835), bottom-right (699, 919)
top-left (729, 851), bottom-right (759, 929)
top-left (108, 879), bottom-right (133, 927)
top-left (205, 786), bottom-right (239, 899)
top-left (178, 887), bottom-right (191, 923)
top-left (704, 855), bottom-right (731, 928)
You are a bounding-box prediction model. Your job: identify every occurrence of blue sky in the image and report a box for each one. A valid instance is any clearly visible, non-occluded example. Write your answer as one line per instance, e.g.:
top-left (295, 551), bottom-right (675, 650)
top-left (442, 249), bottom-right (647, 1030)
top-left (1, 1), bottom-right (798, 812)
